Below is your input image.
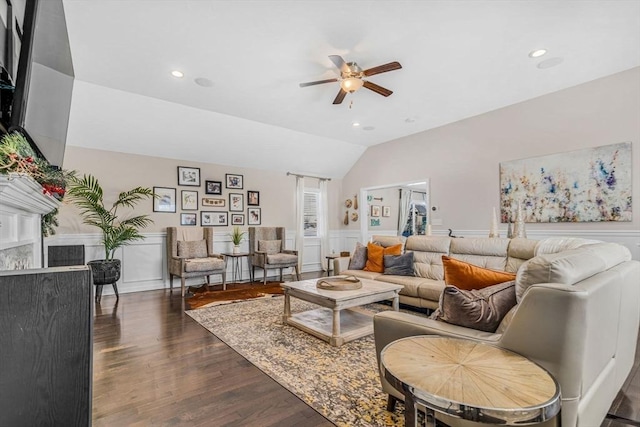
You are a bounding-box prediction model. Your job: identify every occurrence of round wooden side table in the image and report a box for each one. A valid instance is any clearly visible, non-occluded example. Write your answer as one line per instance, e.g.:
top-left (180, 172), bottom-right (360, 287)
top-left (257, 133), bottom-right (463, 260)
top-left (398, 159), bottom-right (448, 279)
top-left (381, 336), bottom-right (561, 426)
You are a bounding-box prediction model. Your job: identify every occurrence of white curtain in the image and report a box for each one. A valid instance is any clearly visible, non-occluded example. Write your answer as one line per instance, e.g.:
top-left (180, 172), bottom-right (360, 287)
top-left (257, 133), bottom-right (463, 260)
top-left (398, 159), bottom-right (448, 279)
top-left (319, 179), bottom-right (330, 272)
top-left (295, 176), bottom-right (305, 272)
top-left (398, 189), bottom-right (412, 236)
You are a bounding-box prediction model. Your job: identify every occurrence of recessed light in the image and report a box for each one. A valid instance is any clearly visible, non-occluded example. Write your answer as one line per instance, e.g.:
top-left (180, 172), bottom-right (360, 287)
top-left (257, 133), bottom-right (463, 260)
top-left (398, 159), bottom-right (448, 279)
top-left (171, 70), bottom-right (184, 78)
top-left (528, 49), bottom-right (547, 58)
top-left (352, 122), bottom-right (360, 127)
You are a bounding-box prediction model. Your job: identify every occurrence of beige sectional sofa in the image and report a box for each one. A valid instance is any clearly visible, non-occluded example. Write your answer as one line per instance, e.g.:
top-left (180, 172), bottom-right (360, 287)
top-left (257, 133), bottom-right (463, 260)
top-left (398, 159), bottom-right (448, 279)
top-left (335, 235), bottom-right (639, 426)
top-left (334, 235), bottom-right (538, 310)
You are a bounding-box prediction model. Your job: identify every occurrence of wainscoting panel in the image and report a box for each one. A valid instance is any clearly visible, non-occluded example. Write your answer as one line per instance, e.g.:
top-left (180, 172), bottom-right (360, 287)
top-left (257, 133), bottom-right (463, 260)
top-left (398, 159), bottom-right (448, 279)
top-left (45, 228), bottom-right (638, 296)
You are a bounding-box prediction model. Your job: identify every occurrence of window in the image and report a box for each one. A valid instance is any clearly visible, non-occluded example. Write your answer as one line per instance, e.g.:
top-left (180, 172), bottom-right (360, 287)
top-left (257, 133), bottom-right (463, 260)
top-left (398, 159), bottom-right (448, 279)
top-left (304, 190), bottom-right (319, 237)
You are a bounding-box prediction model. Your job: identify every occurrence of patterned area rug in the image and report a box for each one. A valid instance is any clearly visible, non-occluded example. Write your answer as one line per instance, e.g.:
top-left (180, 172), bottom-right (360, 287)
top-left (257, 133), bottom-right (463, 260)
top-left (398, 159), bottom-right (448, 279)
top-left (186, 297), bottom-right (406, 426)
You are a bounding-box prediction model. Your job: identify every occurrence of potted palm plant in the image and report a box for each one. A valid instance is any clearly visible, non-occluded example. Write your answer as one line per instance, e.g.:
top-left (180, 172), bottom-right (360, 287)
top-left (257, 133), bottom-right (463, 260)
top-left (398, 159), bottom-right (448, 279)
top-left (229, 226), bottom-right (246, 254)
top-left (65, 173), bottom-right (154, 301)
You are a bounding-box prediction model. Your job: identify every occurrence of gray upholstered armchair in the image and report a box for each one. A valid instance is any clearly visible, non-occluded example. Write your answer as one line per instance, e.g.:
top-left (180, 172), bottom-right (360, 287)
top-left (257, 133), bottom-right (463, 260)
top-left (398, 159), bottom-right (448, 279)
top-left (249, 227), bottom-right (300, 284)
top-left (166, 227), bottom-right (226, 297)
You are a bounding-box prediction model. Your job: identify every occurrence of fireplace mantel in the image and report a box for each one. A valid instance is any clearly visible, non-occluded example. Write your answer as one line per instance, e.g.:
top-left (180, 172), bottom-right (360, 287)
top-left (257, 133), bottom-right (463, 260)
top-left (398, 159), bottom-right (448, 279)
top-left (0, 174), bottom-right (60, 270)
top-left (0, 174), bottom-right (60, 214)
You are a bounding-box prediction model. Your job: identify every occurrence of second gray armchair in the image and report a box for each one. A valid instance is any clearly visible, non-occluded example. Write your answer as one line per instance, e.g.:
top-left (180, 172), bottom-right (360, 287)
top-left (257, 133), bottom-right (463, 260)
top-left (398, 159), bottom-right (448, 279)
top-left (249, 227), bottom-right (300, 284)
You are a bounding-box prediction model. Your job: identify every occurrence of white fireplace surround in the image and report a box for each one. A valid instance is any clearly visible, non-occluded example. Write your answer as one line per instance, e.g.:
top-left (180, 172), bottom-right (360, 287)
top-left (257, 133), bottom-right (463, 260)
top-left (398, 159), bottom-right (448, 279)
top-left (0, 174), bottom-right (60, 270)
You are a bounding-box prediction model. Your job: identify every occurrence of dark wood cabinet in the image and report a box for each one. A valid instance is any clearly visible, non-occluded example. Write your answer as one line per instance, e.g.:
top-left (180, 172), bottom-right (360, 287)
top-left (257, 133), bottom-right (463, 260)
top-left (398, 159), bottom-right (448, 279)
top-left (0, 266), bottom-right (93, 426)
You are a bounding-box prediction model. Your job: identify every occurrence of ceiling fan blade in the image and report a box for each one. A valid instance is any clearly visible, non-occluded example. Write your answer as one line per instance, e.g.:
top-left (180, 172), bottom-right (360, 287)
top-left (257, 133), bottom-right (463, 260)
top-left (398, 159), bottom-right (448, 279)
top-left (328, 55), bottom-right (349, 73)
top-left (363, 61), bottom-right (402, 77)
top-left (299, 78), bottom-right (339, 87)
top-left (333, 89), bottom-right (347, 104)
top-left (363, 80), bottom-right (393, 97)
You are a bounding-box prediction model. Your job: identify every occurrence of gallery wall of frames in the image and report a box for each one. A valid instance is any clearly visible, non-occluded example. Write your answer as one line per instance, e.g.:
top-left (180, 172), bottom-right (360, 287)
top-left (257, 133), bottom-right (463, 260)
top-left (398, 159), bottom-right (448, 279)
top-left (153, 166), bottom-right (262, 227)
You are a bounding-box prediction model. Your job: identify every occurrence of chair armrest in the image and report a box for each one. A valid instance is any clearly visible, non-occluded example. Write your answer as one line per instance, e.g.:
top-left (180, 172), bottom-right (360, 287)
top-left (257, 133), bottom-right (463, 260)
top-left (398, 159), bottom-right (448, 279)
top-left (333, 257), bottom-right (351, 275)
top-left (209, 253), bottom-right (225, 260)
top-left (282, 249), bottom-right (298, 255)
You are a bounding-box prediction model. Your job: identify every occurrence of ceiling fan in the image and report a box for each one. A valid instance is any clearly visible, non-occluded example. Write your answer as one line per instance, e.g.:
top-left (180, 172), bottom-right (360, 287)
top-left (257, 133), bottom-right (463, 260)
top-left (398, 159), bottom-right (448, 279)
top-left (299, 55), bottom-right (402, 104)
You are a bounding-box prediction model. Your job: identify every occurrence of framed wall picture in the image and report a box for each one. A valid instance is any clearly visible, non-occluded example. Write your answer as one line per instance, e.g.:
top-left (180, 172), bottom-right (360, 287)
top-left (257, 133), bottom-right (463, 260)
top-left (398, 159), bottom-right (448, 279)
top-left (153, 187), bottom-right (176, 213)
top-left (248, 207), bottom-right (261, 225)
top-left (202, 197), bottom-right (225, 207)
top-left (229, 193), bottom-right (244, 212)
top-left (225, 173), bottom-right (243, 189)
top-left (201, 211), bottom-right (228, 226)
top-left (231, 214), bottom-right (245, 225)
top-left (205, 180), bottom-right (222, 195)
top-left (382, 206), bottom-right (391, 217)
top-left (371, 205), bottom-right (381, 217)
top-left (181, 190), bottom-right (198, 210)
top-left (247, 190), bottom-right (260, 206)
top-left (180, 213), bottom-right (197, 226)
top-left (177, 166), bottom-right (200, 186)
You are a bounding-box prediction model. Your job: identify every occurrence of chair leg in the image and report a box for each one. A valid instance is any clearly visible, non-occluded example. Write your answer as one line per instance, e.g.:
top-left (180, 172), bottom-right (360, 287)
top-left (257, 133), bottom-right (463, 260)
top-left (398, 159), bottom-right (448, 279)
top-left (221, 271), bottom-right (226, 291)
top-left (112, 282), bottom-right (119, 301)
top-left (279, 268), bottom-right (283, 282)
top-left (251, 266), bottom-right (255, 283)
top-left (169, 274), bottom-right (173, 293)
top-left (263, 267), bottom-right (267, 285)
top-left (181, 277), bottom-right (186, 298)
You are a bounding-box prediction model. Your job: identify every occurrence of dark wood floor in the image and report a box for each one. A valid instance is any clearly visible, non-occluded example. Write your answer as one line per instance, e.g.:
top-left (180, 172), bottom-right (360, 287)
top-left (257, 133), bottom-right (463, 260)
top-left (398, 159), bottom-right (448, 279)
top-left (93, 273), bottom-right (640, 427)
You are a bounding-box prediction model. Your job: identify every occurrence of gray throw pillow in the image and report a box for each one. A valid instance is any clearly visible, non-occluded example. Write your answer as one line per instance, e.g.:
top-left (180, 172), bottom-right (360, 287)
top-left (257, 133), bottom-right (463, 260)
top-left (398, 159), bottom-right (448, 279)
top-left (383, 252), bottom-right (414, 276)
top-left (431, 280), bottom-right (516, 333)
top-left (177, 240), bottom-right (208, 258)
top-left (258, 239), bottom-right (281, 255)
top-left (348, 242), bottom-right (367, 270)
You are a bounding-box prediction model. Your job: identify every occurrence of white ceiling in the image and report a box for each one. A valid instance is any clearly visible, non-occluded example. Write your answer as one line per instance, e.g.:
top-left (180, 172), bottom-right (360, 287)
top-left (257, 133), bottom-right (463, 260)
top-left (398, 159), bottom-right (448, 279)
top-left (61, 0), bottom-right (640, 178)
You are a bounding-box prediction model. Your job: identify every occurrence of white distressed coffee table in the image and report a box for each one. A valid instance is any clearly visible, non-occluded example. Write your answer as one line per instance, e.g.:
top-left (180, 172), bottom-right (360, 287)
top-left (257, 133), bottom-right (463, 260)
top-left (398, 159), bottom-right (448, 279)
top-left (281, 278), bottom-right (402, 347)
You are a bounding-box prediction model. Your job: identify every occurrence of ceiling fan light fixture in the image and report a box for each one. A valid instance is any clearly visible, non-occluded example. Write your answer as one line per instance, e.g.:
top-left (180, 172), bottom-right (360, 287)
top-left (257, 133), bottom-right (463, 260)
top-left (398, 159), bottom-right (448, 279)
top-left (340, 77), bottom-right (364, 93)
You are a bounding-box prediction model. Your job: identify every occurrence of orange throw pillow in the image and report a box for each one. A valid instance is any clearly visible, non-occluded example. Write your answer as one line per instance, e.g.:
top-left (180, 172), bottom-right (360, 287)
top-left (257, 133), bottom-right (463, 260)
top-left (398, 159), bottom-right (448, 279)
top-left (442, 255), bottom-right (516, 290)
top-left (364, 243), bottom-right (402, 273)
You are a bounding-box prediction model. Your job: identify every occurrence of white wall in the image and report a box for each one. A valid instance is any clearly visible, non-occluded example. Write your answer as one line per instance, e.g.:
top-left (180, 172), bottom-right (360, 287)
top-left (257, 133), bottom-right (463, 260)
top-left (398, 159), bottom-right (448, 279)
top-left (340, 67), bottom-right (640, 259)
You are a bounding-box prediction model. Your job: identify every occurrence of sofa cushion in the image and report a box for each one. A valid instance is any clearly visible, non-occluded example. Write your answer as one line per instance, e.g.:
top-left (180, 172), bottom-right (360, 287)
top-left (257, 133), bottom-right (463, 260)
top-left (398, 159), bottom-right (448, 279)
top-left (450, 237), bottom-right (510, 271)
top-left (177, 240), bottom-right (208, 258)
top-left (505, 238), bottom-right (539, 273)
top-left (406, 236), bottom-right (451, 280)
top-left (384, 252), bottom-right (414, 276)
top-left (431, 280), bottom-right (517, 332)
top-left (364, 243), bottom-right (402, 273)
top-left (348, 242), bottom-right (368, 270)
top-left (266, 253), bottom-right (297, 266)
top-left (442, 255), bottom-right (516, 290)
top-left (375, 275), bottom-right (444, 301)
top-left (258, 239), bottom-right (281, 255)
top-left (515, 242), bottom-right (631, 302)
top-left (184, 257), bottom-right (224, 272)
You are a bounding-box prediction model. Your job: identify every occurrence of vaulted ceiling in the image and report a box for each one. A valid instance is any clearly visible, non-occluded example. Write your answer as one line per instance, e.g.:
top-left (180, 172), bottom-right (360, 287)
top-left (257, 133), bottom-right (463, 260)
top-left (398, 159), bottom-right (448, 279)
top-left (62, 0), bottom-right (640, 178)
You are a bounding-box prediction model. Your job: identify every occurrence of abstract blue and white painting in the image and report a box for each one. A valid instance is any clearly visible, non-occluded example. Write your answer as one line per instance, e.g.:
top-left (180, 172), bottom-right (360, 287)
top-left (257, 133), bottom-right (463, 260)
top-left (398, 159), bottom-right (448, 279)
top-left (500, 142), bottom-right (632, 222)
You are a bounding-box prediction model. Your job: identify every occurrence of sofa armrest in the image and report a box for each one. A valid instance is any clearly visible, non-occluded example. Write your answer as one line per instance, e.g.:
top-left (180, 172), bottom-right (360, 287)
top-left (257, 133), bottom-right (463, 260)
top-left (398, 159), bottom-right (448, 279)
top-left (282, 249), bottom-right (298, 255)
top-left (333, 256), bottom-right (351, 275)
top-left (373, 311), bottom-right (499, 360)
top-left (209, 253), bottom-right (225, 260)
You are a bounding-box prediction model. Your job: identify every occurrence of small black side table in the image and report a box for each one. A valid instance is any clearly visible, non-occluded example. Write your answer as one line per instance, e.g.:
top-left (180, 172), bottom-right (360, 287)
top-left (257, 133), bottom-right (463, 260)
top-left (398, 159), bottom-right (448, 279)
top-left (222, 252), bottom-right (251, 283)
top-left (325, 254), bottom-right (340, 276)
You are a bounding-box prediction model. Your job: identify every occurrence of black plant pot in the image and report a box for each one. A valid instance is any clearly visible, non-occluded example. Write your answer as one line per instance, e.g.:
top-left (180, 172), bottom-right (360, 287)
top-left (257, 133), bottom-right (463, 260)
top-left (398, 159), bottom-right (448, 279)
top-left (88, 259), bottom-right (121, 303)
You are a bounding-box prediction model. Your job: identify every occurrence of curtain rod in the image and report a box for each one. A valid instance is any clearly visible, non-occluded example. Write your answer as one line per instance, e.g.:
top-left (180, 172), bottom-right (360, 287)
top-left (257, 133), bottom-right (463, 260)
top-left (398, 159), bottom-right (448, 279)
top-left (286, 172), bottom-right (331, 181)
